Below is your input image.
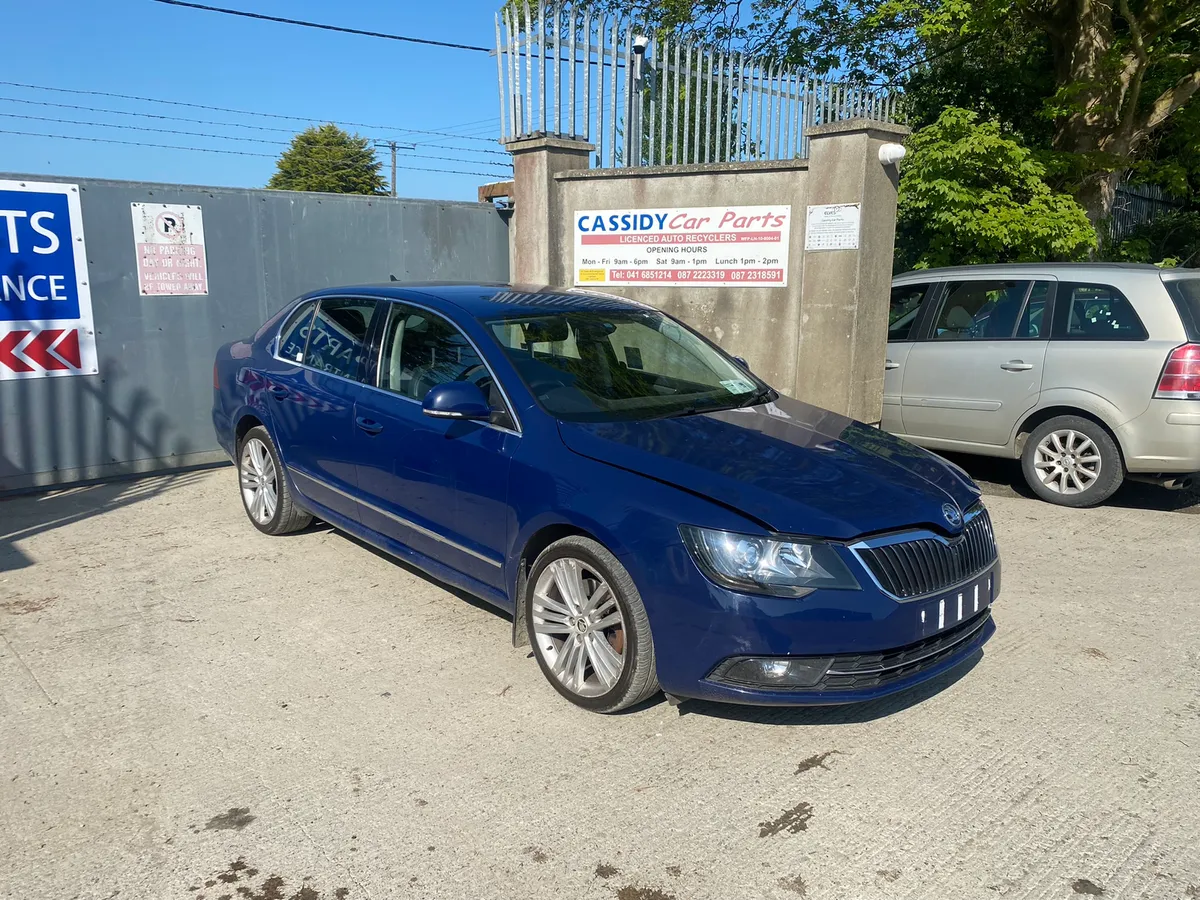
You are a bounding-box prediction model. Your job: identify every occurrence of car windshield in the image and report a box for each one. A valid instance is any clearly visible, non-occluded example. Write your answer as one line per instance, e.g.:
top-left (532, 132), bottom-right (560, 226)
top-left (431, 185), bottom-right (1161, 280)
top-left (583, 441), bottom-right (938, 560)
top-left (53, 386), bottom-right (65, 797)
top-left (484, 307), bottom-right (773, 422)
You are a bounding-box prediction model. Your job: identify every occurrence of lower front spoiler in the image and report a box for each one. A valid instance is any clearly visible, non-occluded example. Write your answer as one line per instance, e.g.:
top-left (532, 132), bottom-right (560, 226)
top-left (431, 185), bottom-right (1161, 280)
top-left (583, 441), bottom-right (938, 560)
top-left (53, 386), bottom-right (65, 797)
top-left (673, 612), bottom-right (996, 707)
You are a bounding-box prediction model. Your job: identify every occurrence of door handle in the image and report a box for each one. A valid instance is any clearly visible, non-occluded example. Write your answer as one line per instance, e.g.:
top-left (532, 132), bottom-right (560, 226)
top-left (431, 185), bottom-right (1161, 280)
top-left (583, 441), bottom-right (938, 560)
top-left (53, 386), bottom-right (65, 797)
top-left (268, 385), bottom-right (289, 399)
top-left (884, 359), bottom-right (900, 370)
top-left (1000, 360), bottom-right (1035, 371)
top-left (355, 416), bottom-right (384, 436)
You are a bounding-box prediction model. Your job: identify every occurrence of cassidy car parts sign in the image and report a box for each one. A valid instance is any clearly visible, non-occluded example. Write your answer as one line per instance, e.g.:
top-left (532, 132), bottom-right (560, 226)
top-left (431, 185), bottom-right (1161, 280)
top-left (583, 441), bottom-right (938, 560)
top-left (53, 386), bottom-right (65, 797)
top-left (574, 205), bottom-right (791, 287)
top-left (0, 180), bottom-right (98, 380)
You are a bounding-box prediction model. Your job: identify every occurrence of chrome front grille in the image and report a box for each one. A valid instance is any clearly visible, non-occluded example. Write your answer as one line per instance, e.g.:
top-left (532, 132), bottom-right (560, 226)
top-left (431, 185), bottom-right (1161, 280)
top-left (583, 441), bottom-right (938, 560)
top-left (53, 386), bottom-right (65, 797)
top-left (852, 507), bottom-right (998, 600)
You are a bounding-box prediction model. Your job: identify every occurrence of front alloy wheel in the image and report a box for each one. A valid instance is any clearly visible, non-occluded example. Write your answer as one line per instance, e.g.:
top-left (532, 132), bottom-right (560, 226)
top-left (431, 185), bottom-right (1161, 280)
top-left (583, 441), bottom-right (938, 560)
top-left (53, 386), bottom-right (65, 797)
top-left (525, 536), bottom-right (659, 712)
top-left (531, 558), bottom-right (627, 698)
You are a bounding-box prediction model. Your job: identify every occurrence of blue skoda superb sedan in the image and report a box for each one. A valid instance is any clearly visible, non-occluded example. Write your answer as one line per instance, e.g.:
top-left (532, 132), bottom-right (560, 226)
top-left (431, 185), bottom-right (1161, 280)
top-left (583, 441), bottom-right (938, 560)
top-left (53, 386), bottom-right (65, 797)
top-left (213, 284), bottom-right (999, 712)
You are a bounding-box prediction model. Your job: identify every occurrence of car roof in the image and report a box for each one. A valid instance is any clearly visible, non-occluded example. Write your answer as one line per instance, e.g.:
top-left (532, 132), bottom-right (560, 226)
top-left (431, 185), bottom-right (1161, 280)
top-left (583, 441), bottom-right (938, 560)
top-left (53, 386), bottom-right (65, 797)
top-left (306, 282), bottom-right (650, 317)
top-left (892, 262), bottom-right (1170, 281)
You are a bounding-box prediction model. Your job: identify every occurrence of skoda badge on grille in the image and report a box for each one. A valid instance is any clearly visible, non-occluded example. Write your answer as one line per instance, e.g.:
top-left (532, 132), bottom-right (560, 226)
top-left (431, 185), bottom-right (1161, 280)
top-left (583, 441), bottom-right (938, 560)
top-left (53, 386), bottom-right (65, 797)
top-left (942, 503), bottom-right (962, 528)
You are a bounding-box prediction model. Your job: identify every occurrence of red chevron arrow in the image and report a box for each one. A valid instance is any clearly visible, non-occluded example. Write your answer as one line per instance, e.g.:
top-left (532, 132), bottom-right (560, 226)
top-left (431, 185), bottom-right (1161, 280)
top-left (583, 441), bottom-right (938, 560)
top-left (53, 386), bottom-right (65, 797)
top-left (0, 330), bottom-right (33, 373)
top-left (52, 329), bottom-right (82, 369)
top-left (21, 329), bottom-right (68, 371)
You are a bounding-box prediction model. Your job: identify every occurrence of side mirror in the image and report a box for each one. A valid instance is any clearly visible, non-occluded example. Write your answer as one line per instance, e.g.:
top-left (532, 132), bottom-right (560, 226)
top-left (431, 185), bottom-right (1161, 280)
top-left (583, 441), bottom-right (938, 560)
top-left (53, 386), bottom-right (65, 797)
top-left (733, 356), bottom-right (750, 371)
top-left (422, 382), bottom-right (491, 421)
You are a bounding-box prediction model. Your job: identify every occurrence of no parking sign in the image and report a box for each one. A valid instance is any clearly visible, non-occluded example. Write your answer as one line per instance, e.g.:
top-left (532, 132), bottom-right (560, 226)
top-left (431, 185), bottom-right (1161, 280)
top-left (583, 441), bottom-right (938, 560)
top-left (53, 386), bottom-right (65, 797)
top-left (0, 180), bottom-right (98, 379)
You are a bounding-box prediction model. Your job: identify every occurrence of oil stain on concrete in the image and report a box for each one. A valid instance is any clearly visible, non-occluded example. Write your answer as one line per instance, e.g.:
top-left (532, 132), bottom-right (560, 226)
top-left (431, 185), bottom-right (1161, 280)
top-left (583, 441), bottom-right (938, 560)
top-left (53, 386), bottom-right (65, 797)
top-left (189, 858), bottom-right (349, 900)
top-left (794, 751), bottom-right (839, 775)
top-left (204, 808), bottom-right (256, 831)
top-left (758, 802), bottom-right (814, 837)
top-left (1072, 878), bottom-right (1105, 895)
top-left (778, 874), bottom-right (807, 895)
top-left (615, 887), bottom-right (676, 900)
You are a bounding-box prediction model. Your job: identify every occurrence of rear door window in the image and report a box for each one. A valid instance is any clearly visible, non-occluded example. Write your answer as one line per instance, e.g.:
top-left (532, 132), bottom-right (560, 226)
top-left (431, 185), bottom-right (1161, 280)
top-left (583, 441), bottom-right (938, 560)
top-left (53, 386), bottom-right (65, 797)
top-left (303, 298), bottom-right (380, 381)
top-left (277, 300), bottom-right (316, 362)
top-left (931, 280), bottom-right (1031, 340)
top-left (1165, 278), bottom-right (1200, 341)
top-left (1052, 283), bottom-right (1148, 340)
top-left (888, 283), bottom-right (931, 341)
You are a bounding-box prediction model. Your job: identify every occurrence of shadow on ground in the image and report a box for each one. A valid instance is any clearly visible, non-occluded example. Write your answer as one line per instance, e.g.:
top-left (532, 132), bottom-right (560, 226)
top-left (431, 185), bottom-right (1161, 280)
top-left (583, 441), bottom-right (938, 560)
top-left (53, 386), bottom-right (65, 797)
top-left (0, 467), bottom-right (219, 572)
top-left (942, 452), bottom-right (1200, 514)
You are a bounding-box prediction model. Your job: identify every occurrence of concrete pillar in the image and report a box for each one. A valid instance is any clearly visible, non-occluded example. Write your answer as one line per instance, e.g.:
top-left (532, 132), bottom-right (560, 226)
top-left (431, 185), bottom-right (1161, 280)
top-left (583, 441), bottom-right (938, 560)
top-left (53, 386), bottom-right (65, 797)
top-left (506, 136), bottom-right (592, 285)
top-left (796, 118), bottom-right (910, 425)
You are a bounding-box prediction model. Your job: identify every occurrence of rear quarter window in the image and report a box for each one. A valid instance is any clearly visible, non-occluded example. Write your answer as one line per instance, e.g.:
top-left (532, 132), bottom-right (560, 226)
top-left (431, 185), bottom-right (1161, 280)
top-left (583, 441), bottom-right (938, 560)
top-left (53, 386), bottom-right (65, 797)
top-left (1165, 278), bottom-right (1200, 341)
top-left (1051, 283), bottom-right (1148, 341)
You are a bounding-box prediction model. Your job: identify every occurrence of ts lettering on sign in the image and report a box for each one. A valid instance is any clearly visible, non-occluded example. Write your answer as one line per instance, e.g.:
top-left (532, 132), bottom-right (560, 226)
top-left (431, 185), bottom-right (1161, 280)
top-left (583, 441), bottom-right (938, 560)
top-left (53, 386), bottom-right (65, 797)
top-left (0, 180), bottom-right (98, 379)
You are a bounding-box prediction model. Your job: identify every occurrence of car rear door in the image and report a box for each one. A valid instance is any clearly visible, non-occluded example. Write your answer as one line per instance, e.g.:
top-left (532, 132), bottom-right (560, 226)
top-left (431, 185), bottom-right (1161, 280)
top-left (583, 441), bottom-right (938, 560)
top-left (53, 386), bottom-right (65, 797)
top-left (268, 296), bottom-right (382, 523)
top-left (350, 300), bottom-right (518, 590)
top-left (884, 280), bottom-right (938, 434)
top-left (899, 279), bottom-right (1051, 450)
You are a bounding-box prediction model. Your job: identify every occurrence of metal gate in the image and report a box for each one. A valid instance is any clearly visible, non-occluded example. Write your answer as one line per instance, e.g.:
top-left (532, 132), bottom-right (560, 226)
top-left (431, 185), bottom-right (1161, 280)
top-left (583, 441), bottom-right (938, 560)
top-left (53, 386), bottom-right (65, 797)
top-left (495, 0), bottom-right (900, 166)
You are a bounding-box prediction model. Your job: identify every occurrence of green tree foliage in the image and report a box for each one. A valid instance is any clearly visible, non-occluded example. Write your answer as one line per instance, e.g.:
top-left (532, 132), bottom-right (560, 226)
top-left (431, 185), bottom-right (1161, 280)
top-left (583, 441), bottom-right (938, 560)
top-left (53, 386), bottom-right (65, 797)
top-left (267, 125), bottom-right (387, 195)
top-left (1108, 211), bottom-right (1200, 267)
top-left (599, 0), bottom-right (1200, 236)
top-left (896, 108), bottom-right (1096, 270)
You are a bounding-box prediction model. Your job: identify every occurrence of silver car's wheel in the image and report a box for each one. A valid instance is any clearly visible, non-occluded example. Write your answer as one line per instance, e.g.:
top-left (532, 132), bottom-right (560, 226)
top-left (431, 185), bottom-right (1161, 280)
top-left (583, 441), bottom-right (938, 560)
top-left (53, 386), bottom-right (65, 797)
top-left (236, 425), bottom-right (312, 535)
top-left (1021, 415), bottom-right (1123, 508)
top-left (525, 536), bottom-right (660, 712)
top-left (531, 558), bottom-right (627, 698)
top-left (240, 438), bottom-right (278, 524)
top-left (1032, 428), bottom-right (1101, 495)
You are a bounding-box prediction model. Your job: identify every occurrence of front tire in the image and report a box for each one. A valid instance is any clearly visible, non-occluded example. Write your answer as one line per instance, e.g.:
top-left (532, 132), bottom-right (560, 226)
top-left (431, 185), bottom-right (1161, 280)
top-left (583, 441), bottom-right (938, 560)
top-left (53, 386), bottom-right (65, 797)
top-left (1021, 416), bottom-right (1123, 507)
top-left (238, 426), bottom-right (313, 534)
top-left (525, 536), bottom-right (659, 713)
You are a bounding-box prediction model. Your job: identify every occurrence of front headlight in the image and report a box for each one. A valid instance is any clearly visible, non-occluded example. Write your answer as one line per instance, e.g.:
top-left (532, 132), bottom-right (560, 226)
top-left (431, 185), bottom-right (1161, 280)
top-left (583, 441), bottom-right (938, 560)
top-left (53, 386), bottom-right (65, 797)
top-left (679, 526), bottom-right (860, 597)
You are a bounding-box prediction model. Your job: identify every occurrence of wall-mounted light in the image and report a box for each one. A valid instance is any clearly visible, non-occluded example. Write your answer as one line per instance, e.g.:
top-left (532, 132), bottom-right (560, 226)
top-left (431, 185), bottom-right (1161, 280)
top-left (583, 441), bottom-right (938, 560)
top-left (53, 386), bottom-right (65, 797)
top-left (878, 143), bottom-right (907, 166)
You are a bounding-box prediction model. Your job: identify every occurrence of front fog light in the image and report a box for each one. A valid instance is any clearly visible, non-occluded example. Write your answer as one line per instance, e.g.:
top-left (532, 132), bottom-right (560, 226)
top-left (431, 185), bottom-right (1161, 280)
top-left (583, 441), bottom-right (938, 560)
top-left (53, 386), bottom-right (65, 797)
top-left (712, 656), bottom-right (834, 689)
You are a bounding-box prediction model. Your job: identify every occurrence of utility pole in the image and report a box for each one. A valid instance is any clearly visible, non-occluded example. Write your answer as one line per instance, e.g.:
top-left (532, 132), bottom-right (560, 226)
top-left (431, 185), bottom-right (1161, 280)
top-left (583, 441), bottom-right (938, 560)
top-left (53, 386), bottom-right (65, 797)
top-left (375, 140), bottom-right (413, 197)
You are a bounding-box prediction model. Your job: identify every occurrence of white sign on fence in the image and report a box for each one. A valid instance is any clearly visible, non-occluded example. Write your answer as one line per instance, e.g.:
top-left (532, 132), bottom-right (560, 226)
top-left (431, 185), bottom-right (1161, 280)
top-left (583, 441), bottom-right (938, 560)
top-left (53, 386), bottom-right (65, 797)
top-left (805, 203), bottom-right (861, 251)
top-left (132, 203), bottom-right (209, 296)
top-left (0, 180), bottom-right (99, 380)
top-left (574, 205), bottom-right (791, 287)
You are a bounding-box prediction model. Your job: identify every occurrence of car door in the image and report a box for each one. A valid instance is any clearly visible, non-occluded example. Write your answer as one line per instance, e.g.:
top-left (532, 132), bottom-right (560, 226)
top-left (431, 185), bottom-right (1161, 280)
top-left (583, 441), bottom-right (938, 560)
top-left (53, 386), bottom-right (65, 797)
top-left (351, 300), bottom-right (518, 590)
top-left (268, 295), bottom-right (382, 523)
top-left (884, 280), bottom-right (938, 434)
top-left (900, 279), bottom-right (1051, 450)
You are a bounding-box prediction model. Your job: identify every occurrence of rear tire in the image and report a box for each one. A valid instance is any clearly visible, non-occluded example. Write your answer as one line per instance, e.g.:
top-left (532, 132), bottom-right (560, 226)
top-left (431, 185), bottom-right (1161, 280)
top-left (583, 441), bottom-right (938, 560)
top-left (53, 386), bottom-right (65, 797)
top-left (1021, 416), bottom-right (1123, 508)
top-left (238, 426), bottom-right (312, 534)
top-left (525, 536), bottom-right (659, 713)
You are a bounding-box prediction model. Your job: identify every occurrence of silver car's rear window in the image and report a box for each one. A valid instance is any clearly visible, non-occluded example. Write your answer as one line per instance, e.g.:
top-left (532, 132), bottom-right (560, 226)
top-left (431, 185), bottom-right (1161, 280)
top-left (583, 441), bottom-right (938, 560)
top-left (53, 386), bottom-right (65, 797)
top-left (1165, 278), bottom-right (1200, 341)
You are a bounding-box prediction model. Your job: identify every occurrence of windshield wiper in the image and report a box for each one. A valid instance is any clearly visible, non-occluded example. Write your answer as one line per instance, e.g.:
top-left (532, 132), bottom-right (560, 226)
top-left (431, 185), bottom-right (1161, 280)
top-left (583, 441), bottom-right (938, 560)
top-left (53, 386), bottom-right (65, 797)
top-left (735, 386), bottom-right (775, 408)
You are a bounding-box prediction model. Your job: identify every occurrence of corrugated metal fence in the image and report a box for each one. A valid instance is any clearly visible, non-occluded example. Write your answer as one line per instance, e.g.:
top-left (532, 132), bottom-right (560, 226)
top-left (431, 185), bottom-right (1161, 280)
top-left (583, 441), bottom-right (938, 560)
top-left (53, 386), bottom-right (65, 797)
top-left (495, 0), bottom-right (899, 166)
top-left (0, 174), bottom-right (510, 493)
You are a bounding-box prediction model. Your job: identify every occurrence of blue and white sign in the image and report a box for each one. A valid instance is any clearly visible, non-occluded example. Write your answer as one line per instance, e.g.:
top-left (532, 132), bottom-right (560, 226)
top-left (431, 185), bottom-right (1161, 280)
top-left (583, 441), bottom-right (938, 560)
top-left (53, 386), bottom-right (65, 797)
top-left (0, 180), bottom-right (98, 379)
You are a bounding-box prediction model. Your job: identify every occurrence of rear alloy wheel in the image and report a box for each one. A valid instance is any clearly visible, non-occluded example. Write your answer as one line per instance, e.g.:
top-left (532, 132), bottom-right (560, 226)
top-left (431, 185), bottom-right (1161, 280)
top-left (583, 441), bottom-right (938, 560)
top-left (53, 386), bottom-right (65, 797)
top-left (526, 536), bottom-right (659, 713)
top-left (1021, 416), bottom-right (1123, 508)
top-left (237, 426), bottom-right (313, 535)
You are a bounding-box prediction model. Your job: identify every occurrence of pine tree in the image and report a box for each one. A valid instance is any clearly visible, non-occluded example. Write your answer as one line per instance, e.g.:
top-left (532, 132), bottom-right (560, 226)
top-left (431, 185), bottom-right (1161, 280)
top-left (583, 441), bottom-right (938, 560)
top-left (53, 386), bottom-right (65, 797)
top-left (267, 124), bottom-right (387, 195)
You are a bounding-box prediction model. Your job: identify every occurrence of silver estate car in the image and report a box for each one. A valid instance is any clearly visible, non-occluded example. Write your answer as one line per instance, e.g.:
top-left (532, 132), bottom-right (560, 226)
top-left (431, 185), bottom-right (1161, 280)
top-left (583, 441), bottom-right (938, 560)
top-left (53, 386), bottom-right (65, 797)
top-left (885, 264), bottom-right (1200, 507)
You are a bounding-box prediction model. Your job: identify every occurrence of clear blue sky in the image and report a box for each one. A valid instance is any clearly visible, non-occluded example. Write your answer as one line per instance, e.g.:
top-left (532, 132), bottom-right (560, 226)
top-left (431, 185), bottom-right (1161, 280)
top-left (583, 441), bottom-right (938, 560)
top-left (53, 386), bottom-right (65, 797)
top-left (1, 0), bottom-right (511, 201)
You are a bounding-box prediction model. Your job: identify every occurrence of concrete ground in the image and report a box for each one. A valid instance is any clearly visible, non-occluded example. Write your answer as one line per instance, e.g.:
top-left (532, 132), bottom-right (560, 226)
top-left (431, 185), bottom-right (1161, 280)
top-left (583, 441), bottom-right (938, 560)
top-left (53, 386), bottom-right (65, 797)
top-left (2, 467), bottom-right (1198, 900)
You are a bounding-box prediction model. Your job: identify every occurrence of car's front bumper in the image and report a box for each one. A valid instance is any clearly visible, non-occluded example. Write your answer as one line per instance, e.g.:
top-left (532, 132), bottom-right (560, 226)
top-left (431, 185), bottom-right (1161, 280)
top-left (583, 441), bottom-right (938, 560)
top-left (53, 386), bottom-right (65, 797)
top-left (650, 558), bottom-right (1000, 706)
